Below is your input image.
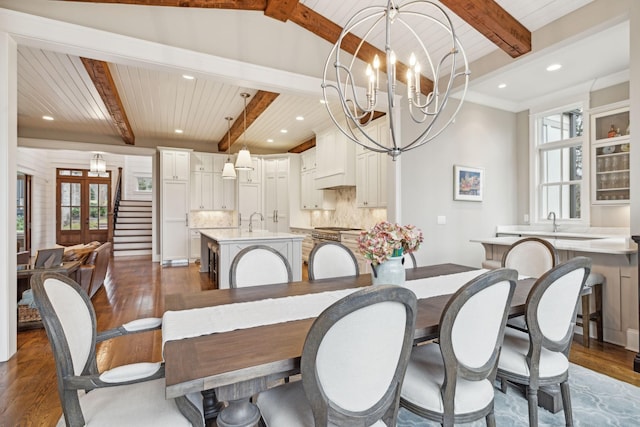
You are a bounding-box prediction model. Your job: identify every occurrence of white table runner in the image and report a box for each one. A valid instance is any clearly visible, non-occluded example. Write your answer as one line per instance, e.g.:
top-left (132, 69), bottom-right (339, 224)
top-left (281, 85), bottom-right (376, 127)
top-left (162, 268), bottom-right (489, 350)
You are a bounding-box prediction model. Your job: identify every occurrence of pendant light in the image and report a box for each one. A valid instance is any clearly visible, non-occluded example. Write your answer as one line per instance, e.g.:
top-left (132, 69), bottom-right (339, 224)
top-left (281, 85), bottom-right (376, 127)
top-left (221, 116), bottom-right (237, 179)
top-left (90, 153), bottom-right (106, 174)
top-left (235, 92), bottom-right (254, 170)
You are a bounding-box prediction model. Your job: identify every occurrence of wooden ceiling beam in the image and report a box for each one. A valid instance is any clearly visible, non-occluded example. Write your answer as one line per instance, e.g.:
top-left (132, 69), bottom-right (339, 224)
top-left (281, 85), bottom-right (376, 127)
top-left (80, 57), bottom-right (135, 145)
top-left (218, 90), bottom-right (280, 152)
top-left (440, 0), bottom-right (531, 58)
top-left (65, 0), bottom-right (267, 9)
top-left (288, 136), bottom-right (315, 153)
top-left (264, 0), bottom-right (299, 22)
top-left (289, 4), bottom-right (435, 96)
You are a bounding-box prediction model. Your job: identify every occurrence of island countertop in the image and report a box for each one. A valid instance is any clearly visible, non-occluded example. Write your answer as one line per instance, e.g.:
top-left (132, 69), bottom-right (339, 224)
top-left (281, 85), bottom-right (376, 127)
top-left (471, 236), bottom-right (637, 255)
top-left (200, 228), bottom-right (304, 242)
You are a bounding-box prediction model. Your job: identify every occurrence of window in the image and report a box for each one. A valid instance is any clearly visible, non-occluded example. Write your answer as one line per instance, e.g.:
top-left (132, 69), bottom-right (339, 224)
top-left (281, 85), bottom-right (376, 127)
top-left (136, 176), bottom-right (153, 192)
top-left (532, 102), bottom-right (586, 222)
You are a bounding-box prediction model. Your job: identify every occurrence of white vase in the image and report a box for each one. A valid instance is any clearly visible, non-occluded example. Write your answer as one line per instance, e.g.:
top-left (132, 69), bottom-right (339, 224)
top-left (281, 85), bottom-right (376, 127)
top-left (371, 255), bottom-right (406, 286)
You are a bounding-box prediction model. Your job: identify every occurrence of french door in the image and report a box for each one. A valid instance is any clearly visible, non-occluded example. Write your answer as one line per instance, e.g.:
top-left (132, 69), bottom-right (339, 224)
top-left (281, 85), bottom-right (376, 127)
top-left (56, 168), bottom-right (111, 246)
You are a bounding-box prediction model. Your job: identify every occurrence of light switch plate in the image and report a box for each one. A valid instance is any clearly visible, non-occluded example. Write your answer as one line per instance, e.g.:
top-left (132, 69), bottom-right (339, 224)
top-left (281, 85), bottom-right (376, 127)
top-left (437, 215), bottom-right (446, 225)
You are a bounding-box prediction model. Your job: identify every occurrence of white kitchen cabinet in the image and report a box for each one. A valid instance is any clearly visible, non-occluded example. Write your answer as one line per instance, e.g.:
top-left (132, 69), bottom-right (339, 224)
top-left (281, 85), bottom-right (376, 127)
top-left (162, 150), bottom-right (190, 181)
top-left (238, 182), bottom-right (261, 230)
top-left (191, 152), bottom-right (214, 172)
top-left (189, 229), bottom-right (201, 262)
top-left (315, 128), bottom-right (356, 189)
top-left (159, 148), bottom-right (190, 264)
top-left (264, 157), bottom-right (289, 233)
top-left (161, 180), bottom-right (190, 263)
top-left (300, 147), bottom-right (335, 210)
top-left (301, 169), bottom-right (336, 210)
top-left (212, 154), bottom-right (236, 210)
top-left (300, 147), bottom-right (316, 171)
top-left (238, 157), bottom-right (261, 184)
top-left (590, 102), bottom-right (630, 205)
top-left (190, 171), bottom-right (214, 210)
top-left (356, 120), bottom-right (388, 208)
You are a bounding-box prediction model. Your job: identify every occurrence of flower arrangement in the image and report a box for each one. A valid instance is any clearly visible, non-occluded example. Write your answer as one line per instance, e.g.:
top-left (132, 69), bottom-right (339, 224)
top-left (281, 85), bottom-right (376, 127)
top-left (357, 221), bottom-right (423, 265)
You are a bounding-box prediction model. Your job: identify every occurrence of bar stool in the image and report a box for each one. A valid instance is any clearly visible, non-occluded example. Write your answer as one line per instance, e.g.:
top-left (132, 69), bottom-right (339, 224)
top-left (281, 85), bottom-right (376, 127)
top-left (576, 272), bottom-right (605, 347)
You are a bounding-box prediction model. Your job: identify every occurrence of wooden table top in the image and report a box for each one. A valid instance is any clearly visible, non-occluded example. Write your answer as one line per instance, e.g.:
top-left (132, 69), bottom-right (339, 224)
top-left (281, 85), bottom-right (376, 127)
top-left (163, 264), bottom-right (535, 398)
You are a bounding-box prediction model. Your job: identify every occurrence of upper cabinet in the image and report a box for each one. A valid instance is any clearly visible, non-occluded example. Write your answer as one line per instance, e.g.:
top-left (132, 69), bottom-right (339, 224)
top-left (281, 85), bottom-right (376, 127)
top-left (191, 152), bottom-right (214, 172)
top-left (162, 150), bottom-right (190, 181)
top-left (356, 119), bottom-right (388, 208)
top-left (299, 147), bottom-right (336, 210)
top-left (212, 154), bottom-right (236, 211)
top-left (315, 128), bottom-right (356, 189)
top-left (238, 157), bottom-right (261, 184)
top-left (590, 102), bottom-right (630, 205)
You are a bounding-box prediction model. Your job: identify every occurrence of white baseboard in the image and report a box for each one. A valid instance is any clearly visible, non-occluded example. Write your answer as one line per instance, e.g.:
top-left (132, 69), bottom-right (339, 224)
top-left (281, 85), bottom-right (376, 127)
top-left (626, 329), bottom-right (639, 353)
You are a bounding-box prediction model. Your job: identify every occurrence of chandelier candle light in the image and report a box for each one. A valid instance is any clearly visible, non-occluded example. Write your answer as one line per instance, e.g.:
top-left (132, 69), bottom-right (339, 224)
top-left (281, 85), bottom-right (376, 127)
top-left (235, 92), bottom-right (254, 170)
top-left (221, 116), bottom-right (237, 179)
top-left (322, 0), bottom-right (470, 160)
top-left (358, 221), bottom-right (423, 285)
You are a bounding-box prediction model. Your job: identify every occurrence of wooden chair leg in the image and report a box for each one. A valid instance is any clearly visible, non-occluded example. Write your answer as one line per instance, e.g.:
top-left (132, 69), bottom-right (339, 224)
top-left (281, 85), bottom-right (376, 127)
top-left (486, 411), bottom-right (496, 427)
top-left (581, 294), bottom-right (590, 348)
top-left (560, 381), bottom-right (574, 427)
top-left (527, 387), bottom-right (538, 427)
top-left (593, 283), bottom-right (603, 342)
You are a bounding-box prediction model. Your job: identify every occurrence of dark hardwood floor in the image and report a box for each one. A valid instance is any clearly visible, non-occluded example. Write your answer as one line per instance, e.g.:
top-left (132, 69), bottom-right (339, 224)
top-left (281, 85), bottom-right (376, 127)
top-left (1, 256), bottom-right (639, 426)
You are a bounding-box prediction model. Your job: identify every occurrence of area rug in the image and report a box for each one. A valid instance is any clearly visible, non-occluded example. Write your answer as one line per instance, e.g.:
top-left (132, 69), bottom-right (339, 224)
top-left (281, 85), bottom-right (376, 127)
top-left (397, 363), bottom-right (640, 426)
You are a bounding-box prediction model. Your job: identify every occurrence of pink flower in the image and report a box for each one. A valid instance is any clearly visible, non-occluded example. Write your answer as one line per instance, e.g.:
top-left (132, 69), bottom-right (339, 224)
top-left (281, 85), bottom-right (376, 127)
top-left (357, 221), bottom-right (423, 265)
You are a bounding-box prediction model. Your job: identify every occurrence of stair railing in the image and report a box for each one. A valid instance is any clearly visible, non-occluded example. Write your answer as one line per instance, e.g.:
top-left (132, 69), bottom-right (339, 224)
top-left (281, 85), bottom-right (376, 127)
top-left (109, 167), bottom-right (123, 246)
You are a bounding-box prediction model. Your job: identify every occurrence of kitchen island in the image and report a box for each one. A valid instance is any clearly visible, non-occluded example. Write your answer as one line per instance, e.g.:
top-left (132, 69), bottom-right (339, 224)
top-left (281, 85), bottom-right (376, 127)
top-left (471, 235), bottom-right (638, 351)
top-left (200, 229), bottom-right (303, 289)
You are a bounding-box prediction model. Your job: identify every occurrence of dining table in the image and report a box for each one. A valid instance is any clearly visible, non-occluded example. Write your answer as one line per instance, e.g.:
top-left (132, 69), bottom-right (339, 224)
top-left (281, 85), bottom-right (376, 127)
top-left (162, 263), bottom-right (536, 427)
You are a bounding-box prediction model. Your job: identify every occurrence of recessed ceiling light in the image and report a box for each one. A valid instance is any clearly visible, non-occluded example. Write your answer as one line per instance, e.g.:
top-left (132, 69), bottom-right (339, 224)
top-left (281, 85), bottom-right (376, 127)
top-left (296, 116), bottom-right (304, 121)
top-left (175, 129), bottom-right (184, 134)
top-left (182, 74), bottom-right (195, 80)
top-left (42, 115), bottom-right (54, 121)
top-left (498, 83), bottom-right (507, 89)
top-left (280, 129), bottom-right (288, 134)
top-left (267, 138), bottom-right (274, 143)
top-left (320, 99), bottom-right (326, 104)
top-left (546, 64), bottom-right (562, 72)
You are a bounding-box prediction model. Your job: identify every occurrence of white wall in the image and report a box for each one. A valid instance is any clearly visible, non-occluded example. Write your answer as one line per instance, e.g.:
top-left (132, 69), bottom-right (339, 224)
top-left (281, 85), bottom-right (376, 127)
top-left (401, 100), bottom-right (518, 268)
top-left (124, 155), bottom-right (152, 201)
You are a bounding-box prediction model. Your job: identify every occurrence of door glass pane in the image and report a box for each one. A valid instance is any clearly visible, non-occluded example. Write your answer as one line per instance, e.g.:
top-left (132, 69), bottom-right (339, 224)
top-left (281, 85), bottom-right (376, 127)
top-left (89, 207), bottom-right (99, 230)
top-left (61, 183), bottom-right (70, 205)
top-left (71, 183), bottom-right (81, 206)
top-left (98, 183), bottom-right (109, 229)
top-left (71, 207), bottom-right (81, 230)
top-left (61, 207), bottom-right (71, 230)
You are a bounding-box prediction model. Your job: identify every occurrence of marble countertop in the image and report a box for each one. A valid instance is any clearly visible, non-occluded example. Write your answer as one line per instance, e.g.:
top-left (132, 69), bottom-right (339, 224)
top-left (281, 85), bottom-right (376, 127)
top-left (496, 225), bottom-right (630, 239)
top-left (200, 228), bottom-right (304, 242)
top-left (471, 236), bottom-right (637, 255)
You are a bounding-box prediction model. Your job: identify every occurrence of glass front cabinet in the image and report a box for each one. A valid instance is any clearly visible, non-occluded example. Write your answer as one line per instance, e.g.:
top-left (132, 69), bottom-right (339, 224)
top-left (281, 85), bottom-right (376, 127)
top-left (590, 102), bottom-right (630, 204)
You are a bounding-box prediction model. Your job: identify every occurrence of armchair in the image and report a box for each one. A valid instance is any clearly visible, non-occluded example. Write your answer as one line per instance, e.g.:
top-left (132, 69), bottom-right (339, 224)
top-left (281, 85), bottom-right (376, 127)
top-left (31, 272), bottom-right (204, 427)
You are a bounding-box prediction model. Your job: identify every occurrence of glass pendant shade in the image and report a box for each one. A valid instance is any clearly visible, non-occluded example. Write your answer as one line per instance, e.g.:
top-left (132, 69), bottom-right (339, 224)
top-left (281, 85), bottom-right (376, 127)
top-left (222, 159), bottom-right (237, 179)
top-left (90, 153), bottom-right (106, 173)
top-left (235, 148), bottom-right (253, 170)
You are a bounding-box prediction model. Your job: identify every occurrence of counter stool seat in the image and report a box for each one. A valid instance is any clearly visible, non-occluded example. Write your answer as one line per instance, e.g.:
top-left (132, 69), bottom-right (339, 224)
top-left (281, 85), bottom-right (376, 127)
top-left (576, 272), bottom-right (605, 347)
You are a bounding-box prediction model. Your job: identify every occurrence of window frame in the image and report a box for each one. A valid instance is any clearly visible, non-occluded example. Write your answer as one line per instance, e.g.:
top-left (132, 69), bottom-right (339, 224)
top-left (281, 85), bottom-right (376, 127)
top-left (529, 96), bottom-right (591, 226)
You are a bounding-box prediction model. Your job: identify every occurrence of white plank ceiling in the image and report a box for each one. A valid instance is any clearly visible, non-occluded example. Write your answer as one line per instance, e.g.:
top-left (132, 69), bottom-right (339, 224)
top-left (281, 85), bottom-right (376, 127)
top-left (15, 0), bottom-right (621, 155)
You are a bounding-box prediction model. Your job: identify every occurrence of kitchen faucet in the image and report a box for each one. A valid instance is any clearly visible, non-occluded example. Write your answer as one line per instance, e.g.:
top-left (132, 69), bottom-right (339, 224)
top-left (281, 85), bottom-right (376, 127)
top-left (547, 211), bottom-right (557, 233)
top-left (249, 212), bottom-right (264, 232)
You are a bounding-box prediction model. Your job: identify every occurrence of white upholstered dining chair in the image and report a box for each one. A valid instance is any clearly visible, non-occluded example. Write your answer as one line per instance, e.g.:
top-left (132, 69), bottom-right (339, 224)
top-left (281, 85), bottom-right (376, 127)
top-left (496, 257), bottom-right (591, 427)
top-left (501, 237), bottom-right (558, 278)
top-left (31, 272), bottom-right (204, 427)
top-left (307, 242), bottom-right (359, 280)
top-left (229, 245), bottom-right (293, 287)
top-left (400, 268), bottom-right (517, 427)
top-left (256, 285), bottom-right (418, 427)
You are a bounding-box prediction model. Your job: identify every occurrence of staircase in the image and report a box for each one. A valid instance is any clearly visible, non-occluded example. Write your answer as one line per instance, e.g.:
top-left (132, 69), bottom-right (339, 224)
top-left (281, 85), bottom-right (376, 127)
top-left (113, 200), bottom-right (152, 257)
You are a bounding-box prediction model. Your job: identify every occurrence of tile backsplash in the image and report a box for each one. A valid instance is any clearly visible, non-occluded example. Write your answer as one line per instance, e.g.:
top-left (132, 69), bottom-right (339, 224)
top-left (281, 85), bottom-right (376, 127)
top-left (189, 187), bottom-right (386, 230)
top-left (310, 187), bottom-right (387, 229)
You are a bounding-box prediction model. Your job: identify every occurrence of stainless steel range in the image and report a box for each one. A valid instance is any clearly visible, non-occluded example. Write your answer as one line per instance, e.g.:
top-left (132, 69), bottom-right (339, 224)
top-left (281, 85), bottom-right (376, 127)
top-left (311, 227), bottom-right (362, 243)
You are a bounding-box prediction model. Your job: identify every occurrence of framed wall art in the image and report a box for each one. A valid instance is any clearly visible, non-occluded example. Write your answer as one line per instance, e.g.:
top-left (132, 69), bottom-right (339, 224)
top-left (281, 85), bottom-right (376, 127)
top-left (453, 165), bottom-right (483, 201)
